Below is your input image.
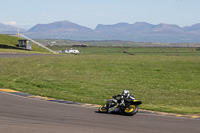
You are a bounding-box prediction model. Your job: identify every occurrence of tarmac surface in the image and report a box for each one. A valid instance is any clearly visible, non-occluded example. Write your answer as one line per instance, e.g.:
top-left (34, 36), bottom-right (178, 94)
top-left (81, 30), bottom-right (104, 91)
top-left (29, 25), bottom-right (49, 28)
top-left (0, 53), bottom-right (200, 133)
top-left (0, 92), bottom-right (200, 133)
top-left (0, 53), bottom-right (62, 58)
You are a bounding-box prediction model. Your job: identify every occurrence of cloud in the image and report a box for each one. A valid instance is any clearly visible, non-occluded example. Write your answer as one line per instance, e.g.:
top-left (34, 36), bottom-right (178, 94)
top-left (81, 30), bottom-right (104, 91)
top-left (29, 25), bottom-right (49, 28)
top-left (2, 21), bottom-right (17, 26)
top-left (2, 21), bottom-right (33, 26)
top-left (1, 21), bottom-right (34, 29)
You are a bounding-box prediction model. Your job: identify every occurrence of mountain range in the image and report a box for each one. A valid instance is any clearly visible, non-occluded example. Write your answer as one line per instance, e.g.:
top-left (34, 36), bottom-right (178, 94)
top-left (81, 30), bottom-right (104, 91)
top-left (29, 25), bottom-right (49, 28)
top-left (0, 23), bottom-right (26, 34)
top-left (1, 20), bottom-right (200, 43)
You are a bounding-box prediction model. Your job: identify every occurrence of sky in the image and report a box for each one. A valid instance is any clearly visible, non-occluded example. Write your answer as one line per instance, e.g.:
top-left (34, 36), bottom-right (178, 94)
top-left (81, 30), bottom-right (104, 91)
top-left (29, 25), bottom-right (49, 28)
top-left (1, 0), bottom-right (200, 29)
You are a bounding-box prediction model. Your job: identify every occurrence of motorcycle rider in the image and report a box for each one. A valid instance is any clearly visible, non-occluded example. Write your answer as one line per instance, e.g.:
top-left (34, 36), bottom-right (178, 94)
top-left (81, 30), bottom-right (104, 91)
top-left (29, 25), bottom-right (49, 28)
top-left (107, 90), bottom-right (135, 113)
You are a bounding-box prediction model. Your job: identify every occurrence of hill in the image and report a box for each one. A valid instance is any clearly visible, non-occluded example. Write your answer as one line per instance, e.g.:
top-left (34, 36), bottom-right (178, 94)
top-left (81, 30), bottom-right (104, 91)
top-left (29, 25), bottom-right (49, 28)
top-left (25, 21), bottom-right (200, 43)
top-left (0, 23), bottom-right (26, 34)
top-left (29, 20), bottom-right (94, 33)
top-left (0, 34), bottom-right (51, 53)
top-left (95, 22), bottom-right (190, 35)
top-left (183, 23), bottom-right (200, 34)
top-left (94, 22), bottom-right (200, 43)
top-left (2, 20), bottom-right (200, 43)
top-left (0, 34), bottom-right (20, 47)
top-left (26, 20), bottom-right (97, 40)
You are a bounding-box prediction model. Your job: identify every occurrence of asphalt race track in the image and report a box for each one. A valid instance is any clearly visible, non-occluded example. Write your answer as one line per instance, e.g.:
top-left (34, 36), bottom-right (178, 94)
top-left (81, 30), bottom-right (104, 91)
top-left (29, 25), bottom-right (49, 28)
top-left (0, 53), bottom-right (200, 133)
top-left (0, 92), bottom-right (200, 133)
top-left (0, 53), bottom-right (63, 58)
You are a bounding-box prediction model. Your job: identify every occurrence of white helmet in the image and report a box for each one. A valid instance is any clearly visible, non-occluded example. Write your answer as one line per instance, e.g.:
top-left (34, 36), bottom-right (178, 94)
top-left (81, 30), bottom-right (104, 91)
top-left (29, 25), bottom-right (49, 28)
top-left (122, 90), bottom-right (129, 96)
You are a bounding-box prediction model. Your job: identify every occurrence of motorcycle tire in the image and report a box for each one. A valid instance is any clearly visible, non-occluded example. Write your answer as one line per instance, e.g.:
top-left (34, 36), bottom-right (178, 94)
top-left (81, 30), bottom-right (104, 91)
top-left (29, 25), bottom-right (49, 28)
top-left (98, 105), bottom-right (107, 113)
top-left (123, 105), bottom-right (138, 116)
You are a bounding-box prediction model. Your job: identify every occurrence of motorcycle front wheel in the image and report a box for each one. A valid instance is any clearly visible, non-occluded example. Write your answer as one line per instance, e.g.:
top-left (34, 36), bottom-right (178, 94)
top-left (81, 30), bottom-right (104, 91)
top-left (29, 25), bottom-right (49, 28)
top-left (123, 105), bottom-right (138, 116)
top-left (98, 104), bottom-right (107, 113)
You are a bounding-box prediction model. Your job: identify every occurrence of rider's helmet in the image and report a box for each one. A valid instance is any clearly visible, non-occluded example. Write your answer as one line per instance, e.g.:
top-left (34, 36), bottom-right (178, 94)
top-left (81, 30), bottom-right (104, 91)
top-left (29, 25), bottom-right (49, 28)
top-left (122, 90), bottom-right (130, 97)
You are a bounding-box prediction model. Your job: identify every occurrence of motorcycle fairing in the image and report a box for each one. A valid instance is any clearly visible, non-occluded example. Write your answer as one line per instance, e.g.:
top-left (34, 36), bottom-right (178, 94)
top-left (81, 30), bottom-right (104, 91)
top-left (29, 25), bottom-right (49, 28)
top-left (132, 100), bottom-right (142, 105)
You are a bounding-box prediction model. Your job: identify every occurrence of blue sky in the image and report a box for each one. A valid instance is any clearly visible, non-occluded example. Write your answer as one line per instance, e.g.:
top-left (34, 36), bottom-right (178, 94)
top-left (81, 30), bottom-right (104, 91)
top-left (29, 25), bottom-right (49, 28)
top-left (1, 0), bottom-right (200, 29)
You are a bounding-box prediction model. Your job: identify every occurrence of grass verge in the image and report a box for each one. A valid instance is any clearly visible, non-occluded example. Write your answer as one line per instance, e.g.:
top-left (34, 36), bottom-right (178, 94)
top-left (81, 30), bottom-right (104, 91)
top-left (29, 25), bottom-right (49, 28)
top-left (0, 54), bottom-right (200, 115)
top-left (0, 34), bottom-right (52, 54)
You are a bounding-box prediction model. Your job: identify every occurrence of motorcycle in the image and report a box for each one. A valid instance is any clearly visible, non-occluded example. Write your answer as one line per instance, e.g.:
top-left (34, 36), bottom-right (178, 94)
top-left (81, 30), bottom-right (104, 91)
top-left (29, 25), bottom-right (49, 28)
top-left (98, 95), bottom-right (142, 116)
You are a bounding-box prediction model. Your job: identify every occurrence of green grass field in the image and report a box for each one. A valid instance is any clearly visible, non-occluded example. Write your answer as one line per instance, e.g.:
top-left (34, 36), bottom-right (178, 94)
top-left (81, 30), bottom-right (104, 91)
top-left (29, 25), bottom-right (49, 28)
top-left (1, 34), bottom-right (200, 115)
top-left (0, 34), bottom-right (20, 47)
top-left (51, 46), bottom-right (200, 56)
top-left (0, 54), bottom-right (200, 115)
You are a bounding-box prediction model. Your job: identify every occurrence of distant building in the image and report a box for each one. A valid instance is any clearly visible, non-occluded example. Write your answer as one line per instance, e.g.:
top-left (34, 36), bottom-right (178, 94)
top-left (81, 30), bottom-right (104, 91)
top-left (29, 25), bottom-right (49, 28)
top-left (51, 41), bottom-right (56, 44)
top-left (62, 48), bottom-right (80, 54)
top-left (18, 39), bottom-right (32, 50)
